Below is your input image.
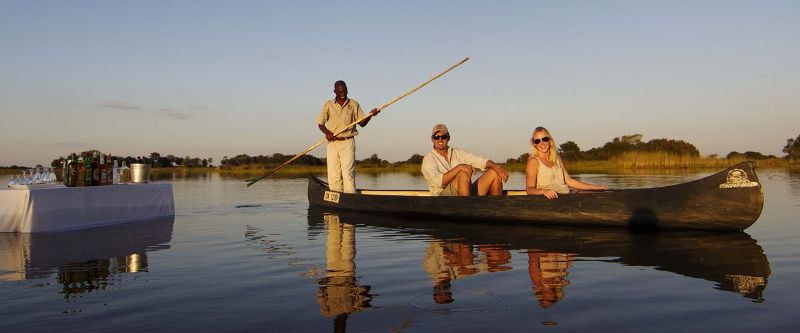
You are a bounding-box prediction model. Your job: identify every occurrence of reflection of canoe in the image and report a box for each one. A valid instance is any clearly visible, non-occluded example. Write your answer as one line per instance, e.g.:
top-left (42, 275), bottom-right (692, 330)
top-left (308, 161), bottom-right (764, 230)
top-left (0, 217), bottom-right (173, 282)
top-left (307, 207), bottom-right (771, 301)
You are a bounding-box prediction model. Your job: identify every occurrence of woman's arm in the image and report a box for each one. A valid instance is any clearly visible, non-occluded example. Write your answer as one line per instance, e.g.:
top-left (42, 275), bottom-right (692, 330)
top-left (561, 157), bottom-right (608, 191)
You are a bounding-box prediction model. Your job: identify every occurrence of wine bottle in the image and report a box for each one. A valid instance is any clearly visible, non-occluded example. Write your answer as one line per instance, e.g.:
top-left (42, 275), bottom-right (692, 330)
top-left (61, 159), bottom-right (68, 186)
top-left (77, 153), bottom-right (86, 187)
top-left (99, 153), bottom-right (107, 186)
top-left (112, 160), bottom-right (120, 185)
top-left (107, 154), bottom-right (113, 185)
top-left (92, 151), bottom-right (100, 186)
top-left (68, 154), bottom-right (79, 187)
top-left (120, 161), bottom-right (131, 184)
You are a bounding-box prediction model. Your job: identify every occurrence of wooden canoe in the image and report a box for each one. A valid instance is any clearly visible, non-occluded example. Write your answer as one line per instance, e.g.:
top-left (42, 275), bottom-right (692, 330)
top-left (307, 161), bottom-right (764, 230)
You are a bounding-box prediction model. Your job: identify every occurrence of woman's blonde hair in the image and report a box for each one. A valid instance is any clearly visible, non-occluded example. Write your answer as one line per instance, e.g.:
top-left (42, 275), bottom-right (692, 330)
top-left (530, 127), bottom-right (560, 166)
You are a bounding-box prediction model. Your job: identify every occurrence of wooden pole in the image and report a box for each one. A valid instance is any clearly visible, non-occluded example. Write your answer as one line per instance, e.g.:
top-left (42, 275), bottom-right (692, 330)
top-left (246, 57), bottom-right (470, 187)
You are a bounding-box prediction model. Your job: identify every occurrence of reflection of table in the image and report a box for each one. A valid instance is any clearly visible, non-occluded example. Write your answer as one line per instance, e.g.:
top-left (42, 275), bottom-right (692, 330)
top-left (0, 184), bottom-right (174, 233)
top-left (0, 217), bottom-right (174, 282)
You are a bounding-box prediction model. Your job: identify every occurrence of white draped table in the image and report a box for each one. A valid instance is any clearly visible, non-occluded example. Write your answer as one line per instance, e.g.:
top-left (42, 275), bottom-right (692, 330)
top-left (0, 184), bottom-right (174, 233)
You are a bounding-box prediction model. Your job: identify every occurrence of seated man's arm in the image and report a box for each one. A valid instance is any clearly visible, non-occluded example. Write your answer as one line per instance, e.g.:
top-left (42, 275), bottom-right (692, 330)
top-left (441, 164), bottom-right (474, 186)
top-left (459, 148), bottom-right (509, 183)
top-left (484, 160), bottom-right (509, 183)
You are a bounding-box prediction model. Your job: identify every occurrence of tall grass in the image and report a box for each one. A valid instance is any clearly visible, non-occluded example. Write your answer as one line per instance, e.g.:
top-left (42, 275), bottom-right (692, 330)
top-left (607, 152), bottom-right (790, 169)
top-left (209, 153), bottom-right (799, 176)
top-left (505, 152), bottom-right (795, 174)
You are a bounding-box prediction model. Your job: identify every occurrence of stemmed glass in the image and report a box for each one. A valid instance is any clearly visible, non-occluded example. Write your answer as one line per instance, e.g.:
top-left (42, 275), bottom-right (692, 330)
top-left (42, 167), bottom-right (50, 183)
top-left (47, 167), bottom-right (57, 183)
top-left (21, 170), bottom-right (31, 185)
top-left (34, 168), bottom-right (43, 184)
top-left (8, 175), bottom-right (19, 186)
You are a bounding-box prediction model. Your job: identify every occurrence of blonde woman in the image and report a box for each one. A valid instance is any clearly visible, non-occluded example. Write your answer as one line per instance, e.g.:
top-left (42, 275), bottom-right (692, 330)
top-left (526, 127), bottom-right (607, 199)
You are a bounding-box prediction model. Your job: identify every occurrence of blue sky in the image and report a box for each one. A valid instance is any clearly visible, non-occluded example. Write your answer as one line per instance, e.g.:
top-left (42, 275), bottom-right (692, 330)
top-left (2, 1), bottom-right (798, 166)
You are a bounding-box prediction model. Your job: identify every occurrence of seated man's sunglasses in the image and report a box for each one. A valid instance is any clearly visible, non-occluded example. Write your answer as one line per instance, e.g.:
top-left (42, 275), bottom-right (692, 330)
top-left (533, 136), bottom-right (550, 144)
top-left (432, 134), bottom-right (450, 140)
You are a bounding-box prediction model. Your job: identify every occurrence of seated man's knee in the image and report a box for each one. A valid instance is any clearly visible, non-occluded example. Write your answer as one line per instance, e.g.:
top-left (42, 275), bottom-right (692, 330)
top-left (483, 168), bottom-right (499, 181)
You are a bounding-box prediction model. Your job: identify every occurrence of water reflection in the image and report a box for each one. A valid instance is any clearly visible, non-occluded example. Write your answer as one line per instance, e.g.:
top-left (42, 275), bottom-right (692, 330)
top-left (316, 213), bottom-right (373, 324)
top-left (0, 218), bottom-right (173, 297)
top-left (527, 250), bottom-right (573, 307)
top-left (787, 168), bottom-right (800, 201)
top-left (423, 242), bottom-right (513, 304)
top-left (308, 208), bottom-right (770, 306)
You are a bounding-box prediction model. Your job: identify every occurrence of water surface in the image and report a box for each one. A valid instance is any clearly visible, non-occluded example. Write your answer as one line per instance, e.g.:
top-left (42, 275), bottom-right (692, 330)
top-left (1, 169), bottom-right (798, 331)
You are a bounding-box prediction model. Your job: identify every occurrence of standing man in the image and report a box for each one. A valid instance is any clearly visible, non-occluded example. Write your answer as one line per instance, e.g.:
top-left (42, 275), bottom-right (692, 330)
top-left (421, 124), bottom-right (509, 196)
top-left (318, 80), bottom-right (380, 193)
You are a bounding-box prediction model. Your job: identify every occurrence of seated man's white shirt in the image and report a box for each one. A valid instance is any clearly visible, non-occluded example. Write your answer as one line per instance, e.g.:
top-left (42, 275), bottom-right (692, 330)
top-left (421, 147), bottom-right (489, 196)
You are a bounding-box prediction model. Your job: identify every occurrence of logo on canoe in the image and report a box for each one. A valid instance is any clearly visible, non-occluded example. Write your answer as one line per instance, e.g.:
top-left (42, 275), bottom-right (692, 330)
top-left (323, 191), bottom-right (341, 203)
top-left (719, 169), bottom-right (759, 189)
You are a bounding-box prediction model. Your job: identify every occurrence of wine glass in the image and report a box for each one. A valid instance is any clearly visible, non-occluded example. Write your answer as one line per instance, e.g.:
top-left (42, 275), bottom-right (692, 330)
top-left (48, 167), bottom-right (57, 183)
top-left (21, 170), bottom-right (31, 185)
top-left (33, 167), bottom-right (43, 184)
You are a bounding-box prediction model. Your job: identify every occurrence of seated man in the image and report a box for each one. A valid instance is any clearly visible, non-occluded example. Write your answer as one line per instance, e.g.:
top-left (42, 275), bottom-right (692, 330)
top-left (421, 124), bottom-right (509, 196)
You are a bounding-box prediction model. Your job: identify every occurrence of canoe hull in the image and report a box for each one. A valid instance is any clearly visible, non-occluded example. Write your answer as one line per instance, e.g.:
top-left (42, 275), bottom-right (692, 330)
top-left (308, 161), bottom-right (764, 230)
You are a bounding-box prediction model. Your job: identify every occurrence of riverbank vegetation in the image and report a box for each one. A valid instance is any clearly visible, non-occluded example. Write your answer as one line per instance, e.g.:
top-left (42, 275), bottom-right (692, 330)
top-left (5, 133), bottom-right (799, 175)
top-left (215, 133), bottom-right (800, 174)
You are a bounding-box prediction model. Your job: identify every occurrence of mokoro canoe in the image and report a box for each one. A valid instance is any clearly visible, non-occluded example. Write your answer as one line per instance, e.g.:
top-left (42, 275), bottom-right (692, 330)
top-left (307, 161), bottom-right (764, 230)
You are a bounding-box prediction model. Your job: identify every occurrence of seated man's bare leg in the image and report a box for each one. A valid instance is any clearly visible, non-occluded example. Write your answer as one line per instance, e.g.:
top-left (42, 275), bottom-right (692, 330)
top-left (476, 169), bottom-right (503, 196)
top-left (454, 170), bottom-right (472, 196)
top-left (490, 171), bottom-right (503, 195)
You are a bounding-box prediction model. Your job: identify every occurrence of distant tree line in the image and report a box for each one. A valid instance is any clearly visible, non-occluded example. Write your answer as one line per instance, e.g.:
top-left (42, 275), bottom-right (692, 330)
top-left (724, 151), bottom-right (777, 160)
top-left (221, 153), bottom-right (324, 167)
top-left (505, 133), bottom-right (793, 164)
top-left (506, 134), bottom-right (702, 163)
top-left (1, 165), bottom-right (29, 169)
top-left (20, 133), bottom-right (797, 170)
top-left (785, 134), bottom-right (800, 161)
top-left (219, 152), bottom-right (423, 168)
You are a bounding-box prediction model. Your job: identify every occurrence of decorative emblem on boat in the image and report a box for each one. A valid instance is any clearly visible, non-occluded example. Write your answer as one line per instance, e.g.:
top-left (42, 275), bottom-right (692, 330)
top-left (323, 191), bottom-right (341, 203)
top-left (719, 169), bottom-right (759, 189)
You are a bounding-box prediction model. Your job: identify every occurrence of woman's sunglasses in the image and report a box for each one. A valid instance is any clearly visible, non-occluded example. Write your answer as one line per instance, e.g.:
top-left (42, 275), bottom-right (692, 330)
top-left (432, 134), bottom-right (450, 140)
top-left (533, 136), bottom-right (550, 145)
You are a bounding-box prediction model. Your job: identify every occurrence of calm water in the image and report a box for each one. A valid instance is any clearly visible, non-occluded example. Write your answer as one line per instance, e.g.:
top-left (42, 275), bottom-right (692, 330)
top-left (1, 169), bottom-right (799, 332)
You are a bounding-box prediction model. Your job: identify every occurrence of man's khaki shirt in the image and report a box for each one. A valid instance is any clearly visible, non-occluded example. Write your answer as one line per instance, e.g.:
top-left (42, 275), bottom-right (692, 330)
top-left (317, 99), bottom-right (366, 139)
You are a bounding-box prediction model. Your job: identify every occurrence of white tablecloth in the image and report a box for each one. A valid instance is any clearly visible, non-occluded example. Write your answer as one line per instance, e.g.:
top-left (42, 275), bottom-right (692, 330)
top-left (0, 184), bottom-right (174, 233)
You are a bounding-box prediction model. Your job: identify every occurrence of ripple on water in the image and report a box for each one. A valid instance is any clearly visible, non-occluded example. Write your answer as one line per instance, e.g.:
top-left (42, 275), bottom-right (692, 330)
top-left (409, 289), bottom-right (516, 313)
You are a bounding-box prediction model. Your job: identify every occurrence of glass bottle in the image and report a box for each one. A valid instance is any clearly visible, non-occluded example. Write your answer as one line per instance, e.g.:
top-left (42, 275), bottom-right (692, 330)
top-left (83, 152), bottom-right (93, 186)
top-left (92, 151), bottom-right (100, 186)
top-left (105, 154), bottom-right (113, 185)
top-left (99, 153), bottom-right (107, 186)
top-left (68, 154), bottom-right (79, 187)
top-left (112, 160), bottom-right (120, 185)
top-left (120, 161), bottom-right (131, 184)
top-left (77, 153), bottom-right (86, 187)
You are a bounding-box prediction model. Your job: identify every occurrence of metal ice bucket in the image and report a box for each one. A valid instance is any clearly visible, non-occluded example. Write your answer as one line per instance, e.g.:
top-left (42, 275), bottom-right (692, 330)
top-left (130, 163), bottom-right (151, 183)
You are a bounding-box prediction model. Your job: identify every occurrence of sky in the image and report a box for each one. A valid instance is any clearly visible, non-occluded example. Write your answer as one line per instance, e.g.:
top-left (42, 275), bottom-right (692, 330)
top-left (1, 1), bottom-right (799, 167)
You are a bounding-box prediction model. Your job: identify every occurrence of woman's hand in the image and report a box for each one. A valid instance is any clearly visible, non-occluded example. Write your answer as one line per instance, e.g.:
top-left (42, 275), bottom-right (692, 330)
top-left (542, 190), bottom-right (558, 200)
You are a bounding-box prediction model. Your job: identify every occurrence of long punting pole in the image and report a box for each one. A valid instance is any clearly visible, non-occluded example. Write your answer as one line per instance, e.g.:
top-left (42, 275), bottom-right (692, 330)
top-left (246, 57), bottom-right (470, 187)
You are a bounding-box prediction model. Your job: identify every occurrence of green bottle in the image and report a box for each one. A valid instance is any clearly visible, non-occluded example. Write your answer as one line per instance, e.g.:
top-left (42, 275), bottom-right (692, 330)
top-left (68, 153), bottom-right (79, 187)
top-left (84, 152), bottom-right (93, 186)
